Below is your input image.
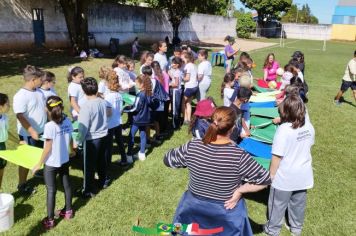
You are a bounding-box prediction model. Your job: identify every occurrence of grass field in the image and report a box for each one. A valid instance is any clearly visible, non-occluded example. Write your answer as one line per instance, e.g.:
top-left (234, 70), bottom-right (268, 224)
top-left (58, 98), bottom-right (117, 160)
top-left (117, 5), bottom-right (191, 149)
top-left (0, 39), bottom-right (355, 235)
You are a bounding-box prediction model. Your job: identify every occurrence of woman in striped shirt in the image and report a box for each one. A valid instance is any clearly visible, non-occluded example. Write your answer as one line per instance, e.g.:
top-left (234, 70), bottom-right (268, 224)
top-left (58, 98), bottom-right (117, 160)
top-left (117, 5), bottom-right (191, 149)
top-left (164, 106), bottom-right (271, 235)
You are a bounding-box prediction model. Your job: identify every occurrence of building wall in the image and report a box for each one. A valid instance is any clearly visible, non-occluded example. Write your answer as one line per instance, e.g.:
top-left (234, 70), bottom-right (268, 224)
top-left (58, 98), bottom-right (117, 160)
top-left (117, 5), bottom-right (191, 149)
top-left (0, 1), bottom-right (236, 50)
top-left (331, 24), bottom-right (356, 41)
top-left (282, 23), bottom-right (332, 40)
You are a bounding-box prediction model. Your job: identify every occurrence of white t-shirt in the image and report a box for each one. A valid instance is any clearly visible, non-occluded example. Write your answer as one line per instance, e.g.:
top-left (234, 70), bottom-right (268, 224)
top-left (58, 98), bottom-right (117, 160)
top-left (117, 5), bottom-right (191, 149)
top-left (104, 90), bottom-right (123, 129)
top-left (39, 87), bottom-right (57, 100)
top-left (0, 114), bottom-right (8, 143)
top-left (343, 58), bottom-right (356, 82)
top-left (42, 118), bottom-right (73, 167)
top-left (154, 52), bottom-right (168, 72)
top-left (223, 88), bottom-right (234, 107)
top-left (68, 82), bottom-right (86, 117)
top-left (98, 80), bottom-right (108, 95)
top-left (271, 121), bottom-right (315, 191)
top-left (184, 63), bottom-right (198, 89)
top-left (168, 68), bottom-right (183, 89)
top-left (114, 67), bottom-right (134, 92)
top-left (13, 88), bottom-right (47, 136)
top-left (198, 61), bottom-right (212, 85)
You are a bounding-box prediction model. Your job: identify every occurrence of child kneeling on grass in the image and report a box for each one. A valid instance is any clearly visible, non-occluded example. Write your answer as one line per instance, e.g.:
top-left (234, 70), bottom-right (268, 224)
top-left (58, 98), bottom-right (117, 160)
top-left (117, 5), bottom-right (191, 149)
top-left (32, 96), bottom-right (73, 230)
top-left (264, 94), bottom-right (315, 236)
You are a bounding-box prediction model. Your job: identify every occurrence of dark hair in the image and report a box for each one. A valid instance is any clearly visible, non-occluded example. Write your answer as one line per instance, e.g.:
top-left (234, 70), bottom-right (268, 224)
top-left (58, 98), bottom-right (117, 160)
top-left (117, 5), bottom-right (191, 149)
top-left (174, 46), bottom-right (182, 52)
top-left (151, 61), bottom-right (164, 85)
top-left (221, 73), bottom-right (234, 99)
top-left (239, 52), bottom-right (250, 61)
top-left (198, 49), bottom-right (208, 59)
top-left (354, 50), bottom-right (356, 57)
top-left (141, 65), bottom-right (153, 76)
top-left (23, 65), bottom-right (44, 81)
top-left (42, 71), bottom-right (56, 83)
top-left (136, 75), bottom-right (152, 96)
top-left (292, 51), bottom-right (304, 63)
top-left (67, 66), bottom-right (84, 83)
top-left (183, 51), bottom-right (194, 63)
top-left (0, 93), bottom-right (9, 106)
top-left (237, 87), bottom-right (252, 100)
top-left (263, 53), bottom-right (275, 69)
top-left (288, 58), bottom-right (300, 69)
top-left (181, 45), bottom-right (188, 51)
top-left (152, 41), bottom-right (166, 53)
top-left (171, 57), bottom-right (183, 66)
top-left (290, 77), bottom-right (308, 103)
top-left (107, 70), bottom-right (120, 92)
top-left (112, 55), bottom-right (126, 68)
top-left (284, 64), bottom-right (298, 76)
top-left (202, 107), bottom-right (237, 144)
top-left (46, 96), bottom-right (64, 124)
top-left (279, 94), bottom-right (306, 129)
top-left (81, 77), bottom-right (98, 96)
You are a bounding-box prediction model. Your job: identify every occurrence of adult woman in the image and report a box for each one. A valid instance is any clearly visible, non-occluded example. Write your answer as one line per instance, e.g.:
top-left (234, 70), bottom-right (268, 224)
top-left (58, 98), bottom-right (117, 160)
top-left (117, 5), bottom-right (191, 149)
top-left (164, 107), bottom-right (271, 235)
top-left (263, 53), bottom-right (280, 82)
top-left (153, 41), bottom-right (168, 72)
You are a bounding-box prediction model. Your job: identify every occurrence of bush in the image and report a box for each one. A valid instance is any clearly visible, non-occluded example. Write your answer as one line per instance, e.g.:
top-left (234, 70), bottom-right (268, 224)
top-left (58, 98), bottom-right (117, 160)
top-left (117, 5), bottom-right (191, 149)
top-left (236, 12), bottom-right (256, 39)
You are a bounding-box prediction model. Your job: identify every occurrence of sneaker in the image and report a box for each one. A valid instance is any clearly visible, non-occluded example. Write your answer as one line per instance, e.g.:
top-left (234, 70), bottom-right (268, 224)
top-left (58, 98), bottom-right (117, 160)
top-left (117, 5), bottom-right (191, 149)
top-left (102, 178), bottom-right (111, 189)
top-left (76, 188), bottom-right (96, 199)
top-left (127, 155), bottom-right (134, 164)
top-left (42, 217), bottom-right (55, 230)
top-left (334, 100), bottom-right (342, 105)
top-left (138, 152), bottom-right (146, 161)
top-left (55, 209), bottom-right (74, 220)
top-left (17, 183), bottom-right (36, 195)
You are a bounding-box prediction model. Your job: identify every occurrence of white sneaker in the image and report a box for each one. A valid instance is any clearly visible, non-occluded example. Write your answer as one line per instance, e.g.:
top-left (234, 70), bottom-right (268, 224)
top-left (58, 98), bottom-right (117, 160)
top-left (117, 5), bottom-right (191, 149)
top-left (127, 155), bottom-right (133, 164)
top-left (138, 152), bottom-right (146, 161)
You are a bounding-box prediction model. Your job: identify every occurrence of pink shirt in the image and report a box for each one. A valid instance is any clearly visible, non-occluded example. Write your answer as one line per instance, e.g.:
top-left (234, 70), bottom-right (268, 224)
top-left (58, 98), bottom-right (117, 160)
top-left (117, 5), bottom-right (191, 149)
top-left (264, 61), bottom-right (280, 81)
top-left (155, 71), bottom-right (170, 93)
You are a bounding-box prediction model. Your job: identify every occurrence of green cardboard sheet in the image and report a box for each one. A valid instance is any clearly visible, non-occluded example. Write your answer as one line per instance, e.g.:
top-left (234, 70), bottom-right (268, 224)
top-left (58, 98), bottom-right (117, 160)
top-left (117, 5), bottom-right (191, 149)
top-left (252, 157), bottom-right (271, 170)
top-left (122, 93), bottom-right (135, 106)
top-left (250, 95), bottom-right (275, 103)
top-left (0, 145), bottom-right (43, 169)
top-left (250, 124), bottom-right (277, 144)
top-left (250, 107), bottom-right (279, 118)
top-left (250, 116), bottom-right (273, 128)
top-left (72, 121), bottom-right (79, 140)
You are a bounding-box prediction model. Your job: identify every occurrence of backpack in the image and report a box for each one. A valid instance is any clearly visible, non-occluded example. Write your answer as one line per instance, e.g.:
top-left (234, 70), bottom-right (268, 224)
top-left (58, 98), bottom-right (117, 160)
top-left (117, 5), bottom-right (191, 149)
top-left (149, 79), bottom-right (169, 111)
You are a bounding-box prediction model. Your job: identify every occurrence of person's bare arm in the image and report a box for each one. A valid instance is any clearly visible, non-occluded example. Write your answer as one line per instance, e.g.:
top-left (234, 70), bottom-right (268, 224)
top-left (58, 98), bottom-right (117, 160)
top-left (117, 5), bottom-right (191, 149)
top-left (70, 96), bottom-right (80, 113)
top-left (269, 155), bottom-right (282, 180)
top-left (16, 113), bottom-right (38, 140)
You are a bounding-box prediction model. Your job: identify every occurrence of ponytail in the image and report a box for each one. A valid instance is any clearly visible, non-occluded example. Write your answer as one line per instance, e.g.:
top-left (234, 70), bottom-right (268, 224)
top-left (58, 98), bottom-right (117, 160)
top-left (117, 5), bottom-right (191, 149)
top-left (202, 122), bottom-right (219, 144)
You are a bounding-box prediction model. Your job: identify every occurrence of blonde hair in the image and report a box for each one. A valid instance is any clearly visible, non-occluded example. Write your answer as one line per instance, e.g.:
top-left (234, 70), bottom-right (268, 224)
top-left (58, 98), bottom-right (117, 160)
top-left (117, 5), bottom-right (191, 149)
top-left (107, 70), bottom-right (120, 92)
top-left (98, 66), bottom-right (111, 81)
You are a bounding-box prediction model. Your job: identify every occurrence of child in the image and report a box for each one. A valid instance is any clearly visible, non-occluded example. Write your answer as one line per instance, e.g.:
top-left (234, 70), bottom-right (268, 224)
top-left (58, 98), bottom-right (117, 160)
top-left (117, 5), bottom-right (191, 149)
top-left (0, 93), bottom-right (10, 189)
top-left (126, 59), bottom-right (137, 82)
top-left (189, 99), bottom-right (215, 139)
top-left (182, 51), bottom-right (198, 124)
top-left (224, 35), bottom-right (239, 73)
top-left (98, 66), bottom-right (111, 98)
top-left (197, 49), bottom-right (212, 101)
top-left (168, 57), bottom-right (184, 129)
top-left (291, 51), bottom-right (305, 74)
top-left (131, 37), bottom-right (140, 59)
top-left (32, 96), bottom-right (73, 230)
top-left (39, 71), bottom-right (57, 100)
top-left (264, 94), bottom-right (315, 236)
top-left (13, 65), bottom-right (46, 194)
top-left (221, 73), bottom-right (234, 107)
top-left (139, 51), bottom-right (154, 75)
top-left (169, 46), bottom-right (182, 68)
top-left (263, 53), bottom-right (280, 82)
top-left (67, 66), bottom-right (85, 119)
top-left (112, 55), bottom-right (135, 93)
top-left (124, 75), bottom-right (153, 161)
top-left (153, 41), bottom-right (168, 72)
top-left (77, 77), bottom-right (109, 197)
top-left (104, 71), bottom-right (131, 165)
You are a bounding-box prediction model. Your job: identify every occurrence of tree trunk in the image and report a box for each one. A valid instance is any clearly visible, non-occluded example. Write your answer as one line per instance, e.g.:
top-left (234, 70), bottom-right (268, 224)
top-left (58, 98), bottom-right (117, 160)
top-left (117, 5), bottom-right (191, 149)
top-left (172, 22), bottom-right (181, 46)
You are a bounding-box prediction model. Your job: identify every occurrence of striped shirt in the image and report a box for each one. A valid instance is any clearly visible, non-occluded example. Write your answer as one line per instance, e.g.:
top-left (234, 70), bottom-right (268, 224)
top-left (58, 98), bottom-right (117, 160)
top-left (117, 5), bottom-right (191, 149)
top-left (164, 139), bottom-right (271, 201)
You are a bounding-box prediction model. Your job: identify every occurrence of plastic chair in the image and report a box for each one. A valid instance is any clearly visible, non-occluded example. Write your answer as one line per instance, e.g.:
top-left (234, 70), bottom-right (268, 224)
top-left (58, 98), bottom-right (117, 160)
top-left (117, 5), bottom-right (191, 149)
top-left (211, 51), bottom-right (227, 68)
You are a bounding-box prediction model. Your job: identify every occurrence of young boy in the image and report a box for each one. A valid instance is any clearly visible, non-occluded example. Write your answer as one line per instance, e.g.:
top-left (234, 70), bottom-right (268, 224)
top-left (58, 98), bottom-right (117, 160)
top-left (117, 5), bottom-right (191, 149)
top-left (197, 49), bottom-right (212, 101)
top-left (77, 77), bottom-right (109, 198)
top-left (264, 94), bottom-right (315, 236)
top-left (39, 71), bottom-right (57, 100)
top-left (13, 65), bottom-right (46, 194)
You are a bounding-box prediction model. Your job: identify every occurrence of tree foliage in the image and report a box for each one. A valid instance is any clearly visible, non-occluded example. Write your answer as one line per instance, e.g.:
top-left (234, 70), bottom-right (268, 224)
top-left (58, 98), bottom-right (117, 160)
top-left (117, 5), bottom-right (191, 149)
top-left (281, 3), bottom-right (318, 24)
top-left (240, 0), bottom-right (292, 23)
top-left (235, 11), bottom-right (256, 39)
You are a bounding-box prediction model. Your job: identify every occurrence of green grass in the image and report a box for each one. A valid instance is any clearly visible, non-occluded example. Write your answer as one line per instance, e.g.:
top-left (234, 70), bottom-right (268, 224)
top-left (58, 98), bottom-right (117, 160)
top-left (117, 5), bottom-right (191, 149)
top-left (0, 39), bottom-right (355, 235)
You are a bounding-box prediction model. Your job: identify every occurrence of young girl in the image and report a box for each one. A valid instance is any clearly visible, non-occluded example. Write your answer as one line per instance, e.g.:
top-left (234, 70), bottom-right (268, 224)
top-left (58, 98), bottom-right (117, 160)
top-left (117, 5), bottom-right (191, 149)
top-left (189, 99), bottom-right (215, 139)
top-left (67, 66), bottom-right (85, 119)
top-left (112, 55), bottom-right (135, 93)
top-left (224, 35), bottom-right (239, 73)
top-left (98, 66), bottom-right (111, 98)
top-left (0, 93), bottom-right (9, 189)
top-left (182, 51), bottom-right (198, 124)
top-left (104, 71), bottom-right (130, 165)
top-left (39, 71), bottom-right (57, 100)
top-left (126, 59), bottom-right (137, 82)
top-left (263, 53), bottom-right (280, 82)
top-left (168, 57), bottom-right (183, 129)
top-left (131, 37), bottom-right (140, 59)
top-left (264, 94), bottom-right (314, 236)
top-left (197, 49), bottom-right (212, 101)
top-left (32, 96), bottom-right (73, 230)
top-left (153, 41), bottom-right (168, 72)
top-left (221, 73), bottom-right (234, 107)
top-left (139, 51), bottom-right (154, 75)
top-left (124, 75), bottom-right (153, 161)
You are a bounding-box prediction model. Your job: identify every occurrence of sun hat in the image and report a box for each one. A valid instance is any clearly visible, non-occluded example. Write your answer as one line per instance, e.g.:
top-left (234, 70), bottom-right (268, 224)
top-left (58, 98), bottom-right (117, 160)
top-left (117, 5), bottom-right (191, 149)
top-left (194, 99), bottom-right (216, 117)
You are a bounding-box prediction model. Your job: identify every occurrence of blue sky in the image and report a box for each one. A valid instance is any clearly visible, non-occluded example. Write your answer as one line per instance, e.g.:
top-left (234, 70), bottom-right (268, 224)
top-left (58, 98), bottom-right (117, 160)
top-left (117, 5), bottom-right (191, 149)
top-left (234, 0), bottom-right (339, 24)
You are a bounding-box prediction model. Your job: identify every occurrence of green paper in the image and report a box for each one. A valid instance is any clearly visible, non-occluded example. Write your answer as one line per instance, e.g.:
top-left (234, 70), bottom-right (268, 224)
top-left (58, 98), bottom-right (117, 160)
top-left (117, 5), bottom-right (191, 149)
top-left (0, 145), bottom-right (43, 169)
top-left (250, 116), bottom-right (273, 128)
top-left (252, 157), bottom-right (271, 170)
top-left (250, 95), bottom-right (275, 103)
top-left (122, 93), bottom-right (135, 106)
top-left (72, 121), bottom-right (79, 140)
top-left (250, 124), bottom-right (277, 144)
top-left (250, 107), bottom-right (279, 118)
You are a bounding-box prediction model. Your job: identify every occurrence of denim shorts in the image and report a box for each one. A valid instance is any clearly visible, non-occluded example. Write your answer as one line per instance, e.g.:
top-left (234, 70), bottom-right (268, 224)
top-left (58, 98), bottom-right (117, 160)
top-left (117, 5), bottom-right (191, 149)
top-left (340, 80), bottom-right (356, 92)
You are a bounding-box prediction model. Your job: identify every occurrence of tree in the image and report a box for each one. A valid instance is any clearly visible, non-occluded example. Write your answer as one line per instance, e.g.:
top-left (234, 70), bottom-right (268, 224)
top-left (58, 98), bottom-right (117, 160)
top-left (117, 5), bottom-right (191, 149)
top-left (235, 11), bottom-right (256, 39)
top-left (281, 3), bottom-right (319, 24)
top-left (240, 0), bottom-right (292, 25)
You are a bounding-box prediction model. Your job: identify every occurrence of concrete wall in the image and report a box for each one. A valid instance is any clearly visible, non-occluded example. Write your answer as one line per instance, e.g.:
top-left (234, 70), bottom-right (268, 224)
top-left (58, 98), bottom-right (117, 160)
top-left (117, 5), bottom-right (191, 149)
top-left (282, 23), bottom-right (332, 40)
top-left (0, 1), bottom-right (236, 50)
top-left (331, 24), bottom-right (356, 41)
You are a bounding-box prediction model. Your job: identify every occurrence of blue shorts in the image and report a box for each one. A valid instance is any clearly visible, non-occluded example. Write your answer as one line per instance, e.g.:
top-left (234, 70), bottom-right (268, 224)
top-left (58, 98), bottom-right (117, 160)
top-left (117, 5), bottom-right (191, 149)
top-left (184, 87), bottom-right (198, 98)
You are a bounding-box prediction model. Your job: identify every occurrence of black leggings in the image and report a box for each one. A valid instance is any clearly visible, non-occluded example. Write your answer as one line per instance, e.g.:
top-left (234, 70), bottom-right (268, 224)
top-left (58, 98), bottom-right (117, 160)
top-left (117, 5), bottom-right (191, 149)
top-left (106, 125), bottom-right (127, 164)
top-left (44, 162), bottom-right (72, 219)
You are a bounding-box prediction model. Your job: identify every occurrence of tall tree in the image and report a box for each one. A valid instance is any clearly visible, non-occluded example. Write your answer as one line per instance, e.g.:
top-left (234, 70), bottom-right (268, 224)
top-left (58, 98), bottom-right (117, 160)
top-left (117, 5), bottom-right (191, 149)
top-left (281, 3), bottom-right (319, 24)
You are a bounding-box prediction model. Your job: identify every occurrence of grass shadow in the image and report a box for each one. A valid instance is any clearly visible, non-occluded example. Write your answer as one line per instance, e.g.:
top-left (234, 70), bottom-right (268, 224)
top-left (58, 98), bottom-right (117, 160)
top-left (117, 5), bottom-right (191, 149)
top-left (249, 217), bottom-right (264, 234)
top-left (244, 187), bottom-right (269, 206)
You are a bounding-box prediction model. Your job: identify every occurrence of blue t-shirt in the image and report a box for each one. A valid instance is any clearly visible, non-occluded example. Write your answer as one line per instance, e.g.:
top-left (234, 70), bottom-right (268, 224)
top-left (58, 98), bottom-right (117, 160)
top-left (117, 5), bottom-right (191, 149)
top-left (240, 102), bottom-right (250, 122)
top-left (192, 119), bottom-right (210, 139)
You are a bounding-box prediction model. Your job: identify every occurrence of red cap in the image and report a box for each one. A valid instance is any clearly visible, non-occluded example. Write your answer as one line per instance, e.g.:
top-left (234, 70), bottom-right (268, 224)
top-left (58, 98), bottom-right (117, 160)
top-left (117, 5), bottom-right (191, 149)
top-left (194, 99), bottom-right (215, 117)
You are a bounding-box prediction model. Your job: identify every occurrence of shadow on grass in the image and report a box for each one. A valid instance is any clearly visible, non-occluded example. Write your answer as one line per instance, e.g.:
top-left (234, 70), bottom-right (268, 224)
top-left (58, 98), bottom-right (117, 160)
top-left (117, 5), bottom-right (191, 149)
top-left (340, 99), bottom-right (356, 108)
top-left (244, 187), bottom-right (269, 206)
top-left (249, 217), bottom-right (264, 234)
